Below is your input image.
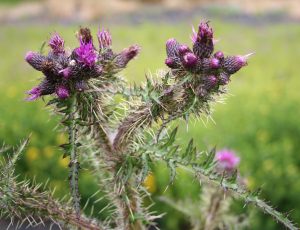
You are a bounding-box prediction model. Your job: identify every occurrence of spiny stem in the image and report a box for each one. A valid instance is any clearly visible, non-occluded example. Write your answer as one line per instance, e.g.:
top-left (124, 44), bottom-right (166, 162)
top-left (67, 94), bottom-right (81, 218)
top-left (186, 165), bottom-right (298, 230)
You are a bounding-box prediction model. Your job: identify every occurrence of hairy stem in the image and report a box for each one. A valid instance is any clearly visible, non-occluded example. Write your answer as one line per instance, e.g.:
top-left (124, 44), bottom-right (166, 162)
top-left (185, 165), bottom-right (298, 230)
top-left (68, 94), bottom-right (81, 217)
top-left (0, 185), bottom-right (103, 230)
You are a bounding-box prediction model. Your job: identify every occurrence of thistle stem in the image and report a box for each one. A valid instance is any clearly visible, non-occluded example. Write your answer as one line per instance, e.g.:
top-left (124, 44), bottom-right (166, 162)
top-left (67, 94), bottom-right (81, 218)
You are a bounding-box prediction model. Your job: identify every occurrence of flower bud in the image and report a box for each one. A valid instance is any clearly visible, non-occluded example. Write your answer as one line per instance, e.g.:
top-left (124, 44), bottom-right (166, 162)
top-left (165, 57), bottom-right (176, 68)
top-left (166, 38), bottom-right (180, 58)
top-left (49, 33), bottom-right (65, 55)
top-left (182, 53), bottom-right (197, 68)
top-left (197, 58), bottom-right (219, 73)
top-left (214, 51), bottom-right (224, 60)
top-left (25, 51), bottom-right (47, 71)
top-left (222, 54), bottom-right (253, 74)
top-left (56, 85), bottom-right (70, 99)
top-left (26, 79), bottom-right (55, 100)
top-left (97, 28), bottom-right (112, 50)
top-left (210, 58), bottom-right (220, 69)
top-left (178, 45), bottom-right (191, 56)
top-left (115, 45), bottom-right (140, 68)
top-left (204, 75), bottom-right (218, 89)
top-left (192, 22), bottom-right (214, 58)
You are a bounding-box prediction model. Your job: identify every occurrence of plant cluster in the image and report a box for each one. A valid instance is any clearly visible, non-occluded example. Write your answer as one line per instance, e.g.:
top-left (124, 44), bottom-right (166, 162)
top-left (0, 21), bottom-right (297, 230)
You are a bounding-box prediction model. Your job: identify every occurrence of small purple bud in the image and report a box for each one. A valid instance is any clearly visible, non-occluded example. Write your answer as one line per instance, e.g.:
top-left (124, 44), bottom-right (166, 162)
top-left (182, 53), bottom-right (197, 68)
top-left (205, 75), bottom-right (218, 89)
top-left (210, 58), bottom-right (220, 69)
top-left (97, 28), bottom-right (112, 50)
top-left (216, 149), bottom-right (240, 172)
top-left (49, 33), bottom-right (65, 54)
top-left (214, 51), bottom-right (224, 60)
top-left (59, 67), bottom-right (72, 79)
top-left (165, 58), bottom-right (176, 68)
top-left (56, 85), bottom-right (70, 99)
top-left (178, 45), bottom-right (191, 56)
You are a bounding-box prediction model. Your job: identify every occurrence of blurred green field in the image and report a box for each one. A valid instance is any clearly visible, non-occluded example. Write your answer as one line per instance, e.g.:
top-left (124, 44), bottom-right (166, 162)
top-left (0, 20), bottom-right (300, 229)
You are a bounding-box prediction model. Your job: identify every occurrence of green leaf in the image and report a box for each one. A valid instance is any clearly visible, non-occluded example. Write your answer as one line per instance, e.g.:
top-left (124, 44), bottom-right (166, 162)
top-left (182, 139), bottom-right (193, 159)
top-left (202, 146), bottom-right (216, 169)
top-left (161, 127), bottom-right (178, 149)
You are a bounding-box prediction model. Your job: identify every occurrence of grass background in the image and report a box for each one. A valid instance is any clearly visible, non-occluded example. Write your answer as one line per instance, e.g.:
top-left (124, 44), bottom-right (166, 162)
top-left (0, 19), bottom-right (300, 229)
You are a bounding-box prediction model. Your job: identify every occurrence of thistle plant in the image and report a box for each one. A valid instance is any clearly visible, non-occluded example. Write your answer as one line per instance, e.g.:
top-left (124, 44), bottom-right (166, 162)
top-left (0, 21), bottom-right (298, 230)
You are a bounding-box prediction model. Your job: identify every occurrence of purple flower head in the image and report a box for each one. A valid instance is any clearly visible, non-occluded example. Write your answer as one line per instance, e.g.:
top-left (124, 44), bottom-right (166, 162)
top-left (115, 45), bottom-right (140, 68)
top-left (59, 67), bottom-right (72, 79)
top-left (210, 58), bottom-right (220, 69)
top-left (205, 75), bottom-right (218, 89)
top-left (25, 51), bottom-right (47, 71)
top-left (192, 21), bottom-right (213, 44)
top-left (97, 28), bottom-right (112, 50)
top-left (26, 86), bottom-right (41, 101)
top-left (56, 85), bottom-right (70, 99)
top-left (214, 51), bottom-right (224, 60)
top-left (216, 149), bottom-right (240, 171)
top-left (75, 39), bottom-right (97, 67)
top-left (182, 53), bottom-right (197, 68)
top-left (49, 33), bottom-right (65, 54)
top-left (192, 22), bottom-right (214, 58)
top-left (223, 53), bottom-right (253, 74)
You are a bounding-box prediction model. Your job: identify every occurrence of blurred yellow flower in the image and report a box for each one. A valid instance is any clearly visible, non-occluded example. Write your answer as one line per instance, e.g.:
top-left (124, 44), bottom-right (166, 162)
top-left (26, 147), bottom-right (39, 162)
top-left (43, 146), bottom-right (54, 158)
top-left (59, 156), bottom-right (69, 168)
top-left (143, 173), bottom-right (156, 193)
top-left (56, 133), bottom-right (68, 145)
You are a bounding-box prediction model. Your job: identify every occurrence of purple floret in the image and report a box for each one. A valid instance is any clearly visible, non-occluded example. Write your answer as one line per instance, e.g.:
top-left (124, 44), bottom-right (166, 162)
top-left (216, 149), bottom-right (240, 171)
top-left (75, 39), bottom-right (97, 67)
top-left (49, 33), bottom-right (65, 54)
top-left (26, 87), bottom-right (41, 101)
